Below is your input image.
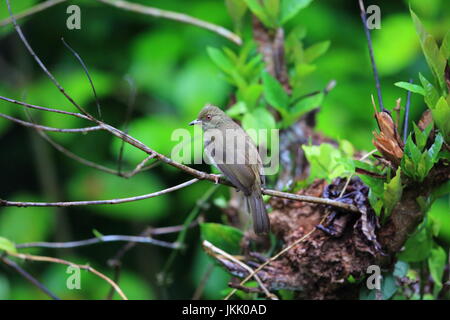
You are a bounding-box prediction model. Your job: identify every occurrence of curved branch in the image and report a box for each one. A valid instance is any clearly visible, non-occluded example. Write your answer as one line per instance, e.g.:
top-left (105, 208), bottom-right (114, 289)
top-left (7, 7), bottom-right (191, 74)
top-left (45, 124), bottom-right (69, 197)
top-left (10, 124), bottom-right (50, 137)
top-left (16, 234), bottom-right (181, 250)
top-left (97, 0), bottom-right (242, 45)
top-left (0, 178), bottom-right (199, 207)
top-left (0, 112), bottom-right (101, 133)
top-left (7, 251), bottom-right (128, 300)
top-left (1, 256), bottom-right (60, 300)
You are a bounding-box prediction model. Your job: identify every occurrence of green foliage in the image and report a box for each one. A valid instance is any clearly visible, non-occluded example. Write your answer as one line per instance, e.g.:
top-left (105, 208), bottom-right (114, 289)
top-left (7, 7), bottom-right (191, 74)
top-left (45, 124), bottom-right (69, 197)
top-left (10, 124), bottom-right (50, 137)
top-left (241, 107), bottom-right (276, 143)
top-left (200, 223), bottom-right (243, 255)
top-left (401, 132), bottom-right (444, 182)
top-left (242, 0), bottom-right (313, 27)
top-left (409, 10), bottom-right (450, 143)
top-left (428, 244), bottom-right (447, 295)
top-left (288, 92), bottom-right (324, 126)
top-left (302, 143), bottom-right (354, 183)
top-left (225, 0), bottom-right (248, 32)
top-left (280, 0), bottom-right (313, 25)
top-left (410, 9), bottom-right (447, 94)
top-left (398, 219), bottom-right (434, 262)
top-left (262, 71), bottom-right (289, 119)
top-left (382, 168), bottom-right (403, 220)
top-left (0, 237), bottom-right (16, 254)
top-left (431, 97), bottom-right (450, 143)
top-left (394, 81), bottom-right (425, 96)
top-left (207, 44), bottom-right (263, 110)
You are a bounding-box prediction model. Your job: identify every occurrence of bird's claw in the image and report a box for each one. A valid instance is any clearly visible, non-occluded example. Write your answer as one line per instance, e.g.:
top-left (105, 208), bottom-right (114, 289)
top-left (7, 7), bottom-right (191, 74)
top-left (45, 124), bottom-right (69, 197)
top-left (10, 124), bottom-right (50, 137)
top-left (212, 174), bottom-right (221, 184)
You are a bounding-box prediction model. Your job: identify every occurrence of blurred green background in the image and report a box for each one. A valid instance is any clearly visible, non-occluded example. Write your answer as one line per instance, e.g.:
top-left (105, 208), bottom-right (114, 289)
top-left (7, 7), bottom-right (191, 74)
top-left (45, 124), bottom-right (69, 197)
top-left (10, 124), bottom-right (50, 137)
top-left (0, 0), bottom-right (448, 299)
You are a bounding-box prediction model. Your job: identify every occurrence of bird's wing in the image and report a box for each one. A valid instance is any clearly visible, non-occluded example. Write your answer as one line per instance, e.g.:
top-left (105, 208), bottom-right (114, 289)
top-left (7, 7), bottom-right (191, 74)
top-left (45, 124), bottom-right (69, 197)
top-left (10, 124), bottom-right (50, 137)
top-left (215, 162), bottom-right (255, 196)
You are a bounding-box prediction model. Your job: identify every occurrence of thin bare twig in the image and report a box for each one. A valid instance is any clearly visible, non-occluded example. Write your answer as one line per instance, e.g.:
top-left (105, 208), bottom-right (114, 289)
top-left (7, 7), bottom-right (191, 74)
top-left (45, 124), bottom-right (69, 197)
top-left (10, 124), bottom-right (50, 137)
top-left (61, 38), bottom-right (103, 120)
top-left (97, 0), bottom-right (242, 45)
top-left (1, 256), bottom-right (60, 300)
top-left (192, 263), bottom-right (215, 300)
top-left (0, 0), bottom-right (66, 27)
top-left (203, 240), bottom-right (278, 300)
top-left (16, 235), bottom-right (181, 250)
top-left (358, 0), bottom-right (384, 112)
top-left (0, 96), bottom-right (90, 120)
top-left (262, 188), bottom-right (360, 213)
top-left (0, 112), bottom-right (101, 133)
top-left (7, 251), bottom-right (128, 300)
top-left (117, 76), bottom-right (137, 175)
top-left (338, 148), bottom-right (377, 198)
top-left (0, 178), bottom-right (199, 207)
top-left (403, 79), bottom-right (413, 143)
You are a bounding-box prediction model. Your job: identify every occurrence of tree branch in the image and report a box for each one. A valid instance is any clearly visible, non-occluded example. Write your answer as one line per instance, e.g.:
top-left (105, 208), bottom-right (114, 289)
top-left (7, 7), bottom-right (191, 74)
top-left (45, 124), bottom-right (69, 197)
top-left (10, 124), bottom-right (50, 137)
top-left (0, 178), bottom-right (199, 207)
top-left (358, 0), bottom-right (384, 111)
top-left (6, 251), bottom-right (128, 300)
top-left (1, 256), bottom-right (60, 300)
top-left (96, 0), bottom-right (242, 45)
top-left (0, 112), bottom-right (102, 133)
top-left (16, 234), bottom-right (181, 250)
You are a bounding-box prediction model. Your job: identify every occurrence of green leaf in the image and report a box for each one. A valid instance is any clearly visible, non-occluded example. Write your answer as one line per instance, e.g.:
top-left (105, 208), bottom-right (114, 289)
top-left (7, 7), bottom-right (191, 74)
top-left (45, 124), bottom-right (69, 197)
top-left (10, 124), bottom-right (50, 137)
top-left (226, 101), bottom-right (248, 118)
top-left (0, 237), bottom-right (16, 254)
top-left (419, 73), bottom-right (439, 109)
top-left (225, 0), bottom-right (248, 31)
top-left (92, 229), bottom-right (104, 239)
top-left (431, 98), bottom-right (450, 143)
top-left (427, 133), bottom-right (444, 164)
top-left (404, 134), bottom-right (422, 166)
top-left (394, 81), bottom-right (425, 96)
top-left (440, 30), bottom-right (450, 60)
top-left (244, 0), bottom-right (273, 27)
top-left (280, 0), bottom-right (313, 25)
top-left (302, 143), bottom-right (354, 183)
top-left (263, 0), bottom-right (281, 26)
top-left (398, 220), bottom-right (433, 262)
top-left (237, 84), bottom-right (263, 110)
top-left (413, 122), bottom-right (433, 151)
top-left (262, 71), bottom-right (289, 115)
top-left (242, 107), bottom-right (276, 145)
top-left (410, 9), bottom-right (447, 91)
top-left (383, 168), bottom-right (403, 218)
top-left (288, 92), bottom-right (324, 125)
top-left (207, 47), bottom-right (235, 73)
top-left (200, 223), bottom-right (244, 255)
top-left (242, 107), bottom-right (276, 130)
top-left (428, 245), bottom-right (446, 295)
top-left (303, 41), bottom-right (330, 63)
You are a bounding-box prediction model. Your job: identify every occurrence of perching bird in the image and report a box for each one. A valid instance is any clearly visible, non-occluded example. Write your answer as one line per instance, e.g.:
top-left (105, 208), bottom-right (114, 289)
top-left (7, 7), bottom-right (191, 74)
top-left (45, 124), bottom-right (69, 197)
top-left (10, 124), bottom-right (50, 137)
top-left (189, 105), bottom-right (270, 234)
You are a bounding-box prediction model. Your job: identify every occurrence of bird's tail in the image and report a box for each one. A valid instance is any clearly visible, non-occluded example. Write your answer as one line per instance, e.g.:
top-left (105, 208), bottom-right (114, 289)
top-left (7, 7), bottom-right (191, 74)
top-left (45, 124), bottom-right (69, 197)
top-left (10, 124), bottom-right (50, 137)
top-left (246, 191), bottom-right (270, 235)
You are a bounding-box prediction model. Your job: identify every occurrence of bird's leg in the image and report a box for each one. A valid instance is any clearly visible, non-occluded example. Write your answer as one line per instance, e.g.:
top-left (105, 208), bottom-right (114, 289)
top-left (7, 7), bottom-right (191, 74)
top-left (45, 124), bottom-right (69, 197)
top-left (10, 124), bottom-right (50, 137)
top-left (211, 174), bottom-right (222, 184)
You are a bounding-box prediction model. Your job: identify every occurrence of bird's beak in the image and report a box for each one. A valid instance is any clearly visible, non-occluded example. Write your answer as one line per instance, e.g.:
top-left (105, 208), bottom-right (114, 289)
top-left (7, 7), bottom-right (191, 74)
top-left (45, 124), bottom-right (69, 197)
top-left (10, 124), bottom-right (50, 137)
top-left (189, 119), bottom-right (201, 126)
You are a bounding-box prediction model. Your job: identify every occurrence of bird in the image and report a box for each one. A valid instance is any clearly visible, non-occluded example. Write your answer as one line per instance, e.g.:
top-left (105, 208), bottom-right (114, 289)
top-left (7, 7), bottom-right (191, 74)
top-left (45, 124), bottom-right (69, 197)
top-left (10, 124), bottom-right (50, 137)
top-left (189, 104), bottom-right (270, 234)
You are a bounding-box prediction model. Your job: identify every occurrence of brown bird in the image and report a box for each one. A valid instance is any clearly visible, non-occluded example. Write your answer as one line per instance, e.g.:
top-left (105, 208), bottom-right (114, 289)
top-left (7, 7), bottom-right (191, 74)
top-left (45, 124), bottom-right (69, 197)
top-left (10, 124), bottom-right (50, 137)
top-left (189, 105), bottom-right (270, 234)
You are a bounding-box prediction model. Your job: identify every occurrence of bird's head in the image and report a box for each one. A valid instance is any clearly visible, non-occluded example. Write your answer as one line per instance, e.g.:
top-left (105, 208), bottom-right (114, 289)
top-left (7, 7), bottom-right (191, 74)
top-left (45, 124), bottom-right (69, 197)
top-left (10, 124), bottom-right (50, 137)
top-left (189, 104), bottom-right (227, 130)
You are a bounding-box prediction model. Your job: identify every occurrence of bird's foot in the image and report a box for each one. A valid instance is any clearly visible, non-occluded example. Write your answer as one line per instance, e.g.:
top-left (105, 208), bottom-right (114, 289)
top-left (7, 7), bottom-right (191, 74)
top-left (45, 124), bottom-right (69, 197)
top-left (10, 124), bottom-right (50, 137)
top-left (211, 174), bottom-right (221, 184)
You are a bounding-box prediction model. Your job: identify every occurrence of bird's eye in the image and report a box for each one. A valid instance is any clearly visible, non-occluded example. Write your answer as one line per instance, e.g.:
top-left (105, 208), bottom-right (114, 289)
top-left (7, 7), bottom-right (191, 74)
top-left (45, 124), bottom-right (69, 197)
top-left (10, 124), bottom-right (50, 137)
top-left (206, 115), bottom-right (212, 120)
